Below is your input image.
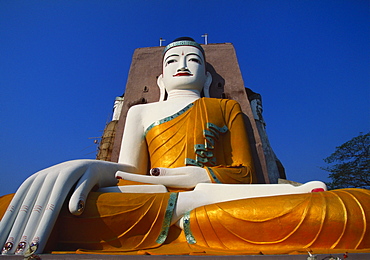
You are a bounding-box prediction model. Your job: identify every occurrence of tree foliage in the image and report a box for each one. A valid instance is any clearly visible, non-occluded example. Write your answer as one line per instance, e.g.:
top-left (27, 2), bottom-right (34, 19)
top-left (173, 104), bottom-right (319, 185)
top-left (322, 132), bottom-right (369, 190)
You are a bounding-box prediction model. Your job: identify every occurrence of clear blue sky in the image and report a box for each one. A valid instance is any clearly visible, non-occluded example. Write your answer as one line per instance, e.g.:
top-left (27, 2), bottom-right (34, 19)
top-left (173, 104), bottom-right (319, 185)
top-left (1, 0), bottom-right (369, 196)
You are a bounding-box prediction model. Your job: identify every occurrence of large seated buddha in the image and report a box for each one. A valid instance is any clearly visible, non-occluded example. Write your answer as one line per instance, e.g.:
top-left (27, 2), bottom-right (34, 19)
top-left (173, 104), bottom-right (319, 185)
top-left (0, 37), bottom-right (369, 257)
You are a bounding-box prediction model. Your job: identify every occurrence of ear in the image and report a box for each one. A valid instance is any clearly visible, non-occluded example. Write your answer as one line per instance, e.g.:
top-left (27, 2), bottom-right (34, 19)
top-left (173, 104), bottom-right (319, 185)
top-left (157, 74), bottom-right (166, 101)
top-left (203, 71), bottom-right (212, 98)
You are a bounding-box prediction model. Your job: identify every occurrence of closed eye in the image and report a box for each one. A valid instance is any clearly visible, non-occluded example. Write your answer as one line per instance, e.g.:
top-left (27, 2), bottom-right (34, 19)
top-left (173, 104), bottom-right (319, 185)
top-left (166, 59), bottom-right (177, 66)
top-left (189, 58), bottom-right (201, 64)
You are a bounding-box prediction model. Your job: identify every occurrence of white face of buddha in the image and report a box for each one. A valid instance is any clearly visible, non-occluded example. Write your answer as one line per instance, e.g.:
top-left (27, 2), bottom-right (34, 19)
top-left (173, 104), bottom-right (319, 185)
top-left (159, 45), bottom-right (211, 94)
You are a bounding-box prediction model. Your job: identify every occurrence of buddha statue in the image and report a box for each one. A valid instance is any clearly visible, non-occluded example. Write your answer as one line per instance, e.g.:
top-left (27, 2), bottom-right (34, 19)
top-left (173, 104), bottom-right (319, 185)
top-left (0, 37), bottom-right (369, 256)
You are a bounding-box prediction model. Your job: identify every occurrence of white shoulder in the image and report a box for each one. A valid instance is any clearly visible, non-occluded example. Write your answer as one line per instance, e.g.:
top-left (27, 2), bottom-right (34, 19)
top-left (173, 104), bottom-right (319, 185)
top-left (127, 102), bottom-right (161, 116)
top-left (127, 102), bottom-right (166, 130)
top-left (126, 103), bottom-right (144, 118)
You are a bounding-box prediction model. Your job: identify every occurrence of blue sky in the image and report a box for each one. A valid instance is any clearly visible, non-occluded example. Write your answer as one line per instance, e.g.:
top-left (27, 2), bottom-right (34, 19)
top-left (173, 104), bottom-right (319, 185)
top-left (1, 0), bottom-right (369, 196)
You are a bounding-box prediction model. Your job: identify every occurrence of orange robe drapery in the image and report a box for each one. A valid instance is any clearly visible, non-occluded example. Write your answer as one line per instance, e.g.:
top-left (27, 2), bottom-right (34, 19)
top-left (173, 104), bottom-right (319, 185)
top-left (145, 98), bottom-right (255, 185)
top-left (1, 98), bottom-right (369, 255)
top-left (184, 188), bottom-right (370, 253)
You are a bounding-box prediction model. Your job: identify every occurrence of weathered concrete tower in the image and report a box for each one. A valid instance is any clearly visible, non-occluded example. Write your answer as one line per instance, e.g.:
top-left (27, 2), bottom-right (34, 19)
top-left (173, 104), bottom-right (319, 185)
top-left (97, 43), bottom-right (285, 184)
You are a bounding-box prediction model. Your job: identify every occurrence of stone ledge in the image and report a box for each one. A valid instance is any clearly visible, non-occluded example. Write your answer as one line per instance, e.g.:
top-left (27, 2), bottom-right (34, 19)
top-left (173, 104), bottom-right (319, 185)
top-left (1, 253), bottom-right (370, 260)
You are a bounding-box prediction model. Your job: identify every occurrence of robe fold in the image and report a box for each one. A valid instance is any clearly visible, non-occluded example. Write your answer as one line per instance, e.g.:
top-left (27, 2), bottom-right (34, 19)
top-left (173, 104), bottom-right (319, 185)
top-left (145, 98), bottom-right (255, 185)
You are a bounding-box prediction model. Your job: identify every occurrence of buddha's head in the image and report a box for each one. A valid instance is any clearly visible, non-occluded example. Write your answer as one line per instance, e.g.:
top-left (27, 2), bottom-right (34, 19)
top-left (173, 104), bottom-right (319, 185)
top-left (157, 37), bottom-right (212, 100)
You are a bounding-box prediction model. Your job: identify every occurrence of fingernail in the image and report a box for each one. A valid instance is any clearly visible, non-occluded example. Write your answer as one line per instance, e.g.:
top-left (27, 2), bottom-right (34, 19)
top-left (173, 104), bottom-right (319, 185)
top-left (15, 241), bottom-right (26, 254)
top-left (77, 200), bottom-right (85, 212)
top-left (116, 176), bottom-right (122, 179)
top-left (24, 241), bottom-right (39, 258)
top-left (2, 241), bottom-right (13, 253)
top-left (30, 241), bottom-right (39, 250)
top-left (151, 168), bottom-right (160, 176)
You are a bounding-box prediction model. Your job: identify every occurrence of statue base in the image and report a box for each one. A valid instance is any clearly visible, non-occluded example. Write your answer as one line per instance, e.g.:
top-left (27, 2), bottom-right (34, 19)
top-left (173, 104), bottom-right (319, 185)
top-left (1, 253), bottom-right (370, 260)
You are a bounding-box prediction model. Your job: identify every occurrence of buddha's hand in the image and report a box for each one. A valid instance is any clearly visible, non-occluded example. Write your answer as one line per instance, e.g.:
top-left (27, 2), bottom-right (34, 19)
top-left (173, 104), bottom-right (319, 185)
top-left (0, 159), bottom-right (126, 256)
top-left (116, 166), bottom-right (212, 189)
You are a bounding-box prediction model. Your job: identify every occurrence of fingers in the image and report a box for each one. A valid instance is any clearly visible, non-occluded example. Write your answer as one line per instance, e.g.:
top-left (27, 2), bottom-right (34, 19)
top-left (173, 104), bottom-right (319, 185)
top-left (149, 167), bottom-right (185, 176)
top-left (98, 185), bottom-right (168, 193)
top-left (1, 160), bottom-right (93, 255)
top-left (116, 171), bottom-right (169, 184)
top-left (149, 167), bottom-right (210, 188)
top-left (15, 160), bottom-right (122, 254)
top-left (69, 161), bottom-right (119, 215)
top-left (13, 170), bottom-right (59, 255)
top-left (3, 174), bottom-right (49, 254)
top-left (0, 174), bottom-right (37, 254)
top-left (29, 163), bottom-right (89, 254)
top-left (115, 170), bottom-right (193, 188)
top-left (149, 166), bottom-right (208, 177)
top-left (69, 166), bottom-right (99, 215)
top-left (150, 168), bottom-right (162, 176)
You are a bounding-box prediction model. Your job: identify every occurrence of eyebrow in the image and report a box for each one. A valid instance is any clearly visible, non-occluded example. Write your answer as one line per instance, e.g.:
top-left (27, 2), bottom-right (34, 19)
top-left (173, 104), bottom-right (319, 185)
top-left (164, 52), bottom-right (204, 63)
top-left (164, 54), bottom-right (179, 62)
top-left (186, 53), bottom-right (203, 62)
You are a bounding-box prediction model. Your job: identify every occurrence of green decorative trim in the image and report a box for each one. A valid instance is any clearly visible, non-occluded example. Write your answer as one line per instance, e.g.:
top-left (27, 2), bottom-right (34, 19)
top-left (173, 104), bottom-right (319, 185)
top-left (163, 40), bottom-right (204, 55)
top-left (203, 129), bottom-right (216, 138)
top-left (183, 211), bottom-right (196, 244)
top-left (194, 144), bottom-right (205, 151)
top-left (145, 103), bottom-right (194, 137)
top-left (206, 122), bottom-right (228, 134)
top-left (185, 158), bottom-right (203, 167)
top-left (186, 123), bottom-right (229, 167)
top-left (207, 167), bottom-right (221, 183)
top-left (205, 135), bottom-right (215, 147)
top-left (156, 193), bottom-right (178, 244)
top-left (195, 150), bottom-right (213, 158)
top-left (196, 156), bottom-right (208, 163)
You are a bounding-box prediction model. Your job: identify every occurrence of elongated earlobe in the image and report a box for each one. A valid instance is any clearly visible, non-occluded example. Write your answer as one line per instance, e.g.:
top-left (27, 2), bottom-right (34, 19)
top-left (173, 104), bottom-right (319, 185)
top-left (203, 72), bottom-right (212, 98)
top-left (157, 74), bottom-right (166, 101)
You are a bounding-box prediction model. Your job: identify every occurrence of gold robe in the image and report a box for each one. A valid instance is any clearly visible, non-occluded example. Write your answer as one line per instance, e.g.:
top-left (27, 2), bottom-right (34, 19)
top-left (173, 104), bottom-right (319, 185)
top-left (1, 98), bottom-right (369, 255)
top-left (145, 97), bottom-right (255, 186)
top-left (183, 188), bottom-right (370, 254)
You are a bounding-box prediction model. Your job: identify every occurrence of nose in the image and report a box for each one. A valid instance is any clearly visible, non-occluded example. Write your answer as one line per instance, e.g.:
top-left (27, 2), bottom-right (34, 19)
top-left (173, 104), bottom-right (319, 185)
top-left (177, 56), bottom-right (189, 72)
top-left (177, 66), bottom-right (189, 72)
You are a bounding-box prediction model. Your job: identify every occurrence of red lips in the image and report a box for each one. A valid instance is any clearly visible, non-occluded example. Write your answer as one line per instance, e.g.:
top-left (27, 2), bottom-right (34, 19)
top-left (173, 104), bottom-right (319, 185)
top-left (173, 72), bottom-right (193, 77)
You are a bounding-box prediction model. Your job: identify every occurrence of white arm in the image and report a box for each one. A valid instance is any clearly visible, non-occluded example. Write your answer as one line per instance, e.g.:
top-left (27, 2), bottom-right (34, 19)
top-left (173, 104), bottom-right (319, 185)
top-left (118, 105), bottom-right (148, 174)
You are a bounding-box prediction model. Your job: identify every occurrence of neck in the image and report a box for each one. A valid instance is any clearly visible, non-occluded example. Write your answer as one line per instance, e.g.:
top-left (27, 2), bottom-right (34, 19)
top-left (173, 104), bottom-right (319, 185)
top-left (166, 89), bottom-right (201, 101)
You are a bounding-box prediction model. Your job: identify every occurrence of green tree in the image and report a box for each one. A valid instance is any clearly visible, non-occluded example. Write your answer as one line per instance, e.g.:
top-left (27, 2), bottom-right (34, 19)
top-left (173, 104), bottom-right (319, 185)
top-left (322, 132), bottom-right (369, 190)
